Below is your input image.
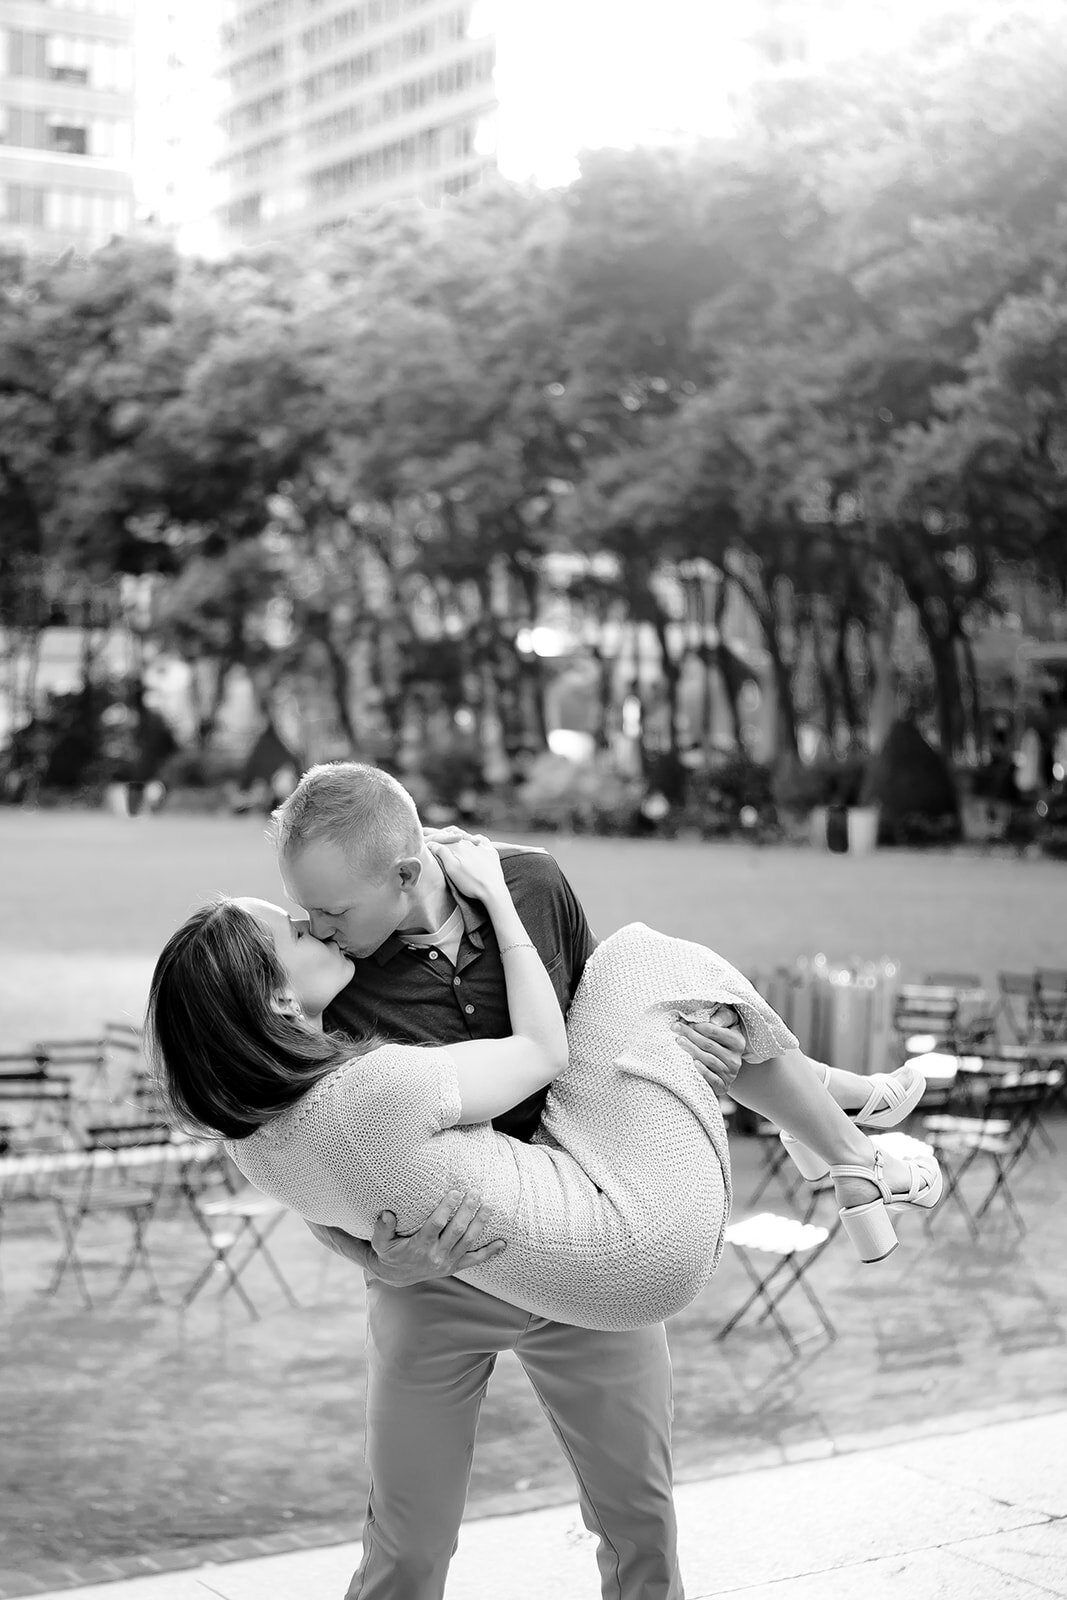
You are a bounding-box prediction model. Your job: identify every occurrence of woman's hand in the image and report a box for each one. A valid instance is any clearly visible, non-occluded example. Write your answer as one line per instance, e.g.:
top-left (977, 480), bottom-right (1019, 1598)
top-left (672, 1004), bottom-right (746, 1096)
top-left (428, 834), bottom-right (509, 904)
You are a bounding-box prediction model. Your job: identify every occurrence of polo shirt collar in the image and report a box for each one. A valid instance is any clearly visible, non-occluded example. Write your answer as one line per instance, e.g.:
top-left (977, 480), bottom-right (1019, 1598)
top-left (368, 887), bottom-right (488, 966)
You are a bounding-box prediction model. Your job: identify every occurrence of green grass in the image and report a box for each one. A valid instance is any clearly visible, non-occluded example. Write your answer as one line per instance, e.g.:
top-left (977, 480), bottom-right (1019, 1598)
top-left (2, 809), bottom-right (1065, 1042)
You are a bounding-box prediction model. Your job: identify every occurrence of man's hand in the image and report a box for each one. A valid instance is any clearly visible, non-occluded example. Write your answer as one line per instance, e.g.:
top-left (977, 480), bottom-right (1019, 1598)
top-left (672, 1005), bottom-right (747, 1096)
top-left (306, 1190), bottom-right (506, 1288)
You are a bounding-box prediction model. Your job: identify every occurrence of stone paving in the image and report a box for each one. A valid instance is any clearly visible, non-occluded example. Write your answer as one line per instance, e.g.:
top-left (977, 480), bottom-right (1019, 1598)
top-left (19, 1408), bottom-right (1067, 1599)
top-left (2, 1113), bottom-right (1065, 1596)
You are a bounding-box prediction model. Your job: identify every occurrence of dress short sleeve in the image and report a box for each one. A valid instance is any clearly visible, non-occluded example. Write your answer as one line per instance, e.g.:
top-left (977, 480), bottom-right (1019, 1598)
top-left (292, 1045), bottom-right (467, 1233)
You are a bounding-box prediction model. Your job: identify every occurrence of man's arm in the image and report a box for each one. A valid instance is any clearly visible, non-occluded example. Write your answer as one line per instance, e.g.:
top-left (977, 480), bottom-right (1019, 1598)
top-left (307, 1189), bottom-right (505, 1286)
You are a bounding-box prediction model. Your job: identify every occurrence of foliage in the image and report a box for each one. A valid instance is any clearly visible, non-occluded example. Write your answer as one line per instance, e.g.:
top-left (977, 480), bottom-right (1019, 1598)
top-left (2, 0), bottom-right (1067, 796)
top-left (861, 719), bottom-right (961, 845)
top-left (515, 753), bottom-right (642, 834)
top-left (1039, 792), bottom-right (1067, 860)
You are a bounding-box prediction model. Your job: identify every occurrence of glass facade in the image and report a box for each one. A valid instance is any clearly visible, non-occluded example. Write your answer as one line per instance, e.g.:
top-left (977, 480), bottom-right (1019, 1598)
top-left (0, 0), bottom-right (135, 255)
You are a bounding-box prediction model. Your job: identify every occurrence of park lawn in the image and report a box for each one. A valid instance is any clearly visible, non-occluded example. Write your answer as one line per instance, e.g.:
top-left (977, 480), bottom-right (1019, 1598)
top-left (3, 809), bottom-right (1067, 1042)
top-left (1, 811), bottom-right (1066, 1579)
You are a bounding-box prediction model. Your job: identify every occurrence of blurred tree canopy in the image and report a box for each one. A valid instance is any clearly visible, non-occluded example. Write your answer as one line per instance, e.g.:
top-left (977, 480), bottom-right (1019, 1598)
top-left (1, 0), bottom-right (1064, 786)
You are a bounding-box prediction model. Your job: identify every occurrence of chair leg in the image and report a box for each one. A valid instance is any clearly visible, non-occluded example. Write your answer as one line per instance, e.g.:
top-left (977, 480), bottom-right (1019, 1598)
top-left (45, 1204), bottom-right (94, 1309)
top-left (750, 1139), bottom-right (805, 1209)
top-left (242, 1220), bottom-right (300, 1309)
top-left (929, 1154), bottom-right (980, 1242)
top-left (181, 1239), bottom-right (262, 1321)
top-left (217, 1216), bottom-right (299, 1312)
top-left (973, 1158), bottom-right (1027, 1237)
top-left (721, 1250), bottom-right (801, 1357)
top-left (718, 1244), bottom-right (835, 1357)
top-left (109, 1209), bottom-right (163, 1304)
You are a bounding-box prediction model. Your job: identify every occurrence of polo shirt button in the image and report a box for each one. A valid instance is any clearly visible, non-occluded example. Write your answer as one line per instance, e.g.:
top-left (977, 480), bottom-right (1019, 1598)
top-left (429, 950), bottom-right (438, 960)
top-left (464, 1004), bottom-right (475, 1015)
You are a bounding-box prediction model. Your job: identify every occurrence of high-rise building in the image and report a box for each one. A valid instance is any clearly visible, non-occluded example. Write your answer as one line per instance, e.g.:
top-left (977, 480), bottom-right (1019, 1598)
top-left (215, 0), bottom-right (496, 248)
top-left (0, 0), bottom-right (135, 257)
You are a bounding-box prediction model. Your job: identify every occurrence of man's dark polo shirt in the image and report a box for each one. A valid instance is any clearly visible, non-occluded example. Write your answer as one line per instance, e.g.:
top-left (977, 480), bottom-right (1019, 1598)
top-left (323, 848), bottom-right (597, 1143)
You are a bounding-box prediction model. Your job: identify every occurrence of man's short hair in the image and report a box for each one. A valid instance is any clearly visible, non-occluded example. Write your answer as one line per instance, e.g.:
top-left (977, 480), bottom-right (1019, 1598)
top-left (272, 762), bottom-right (422, 878)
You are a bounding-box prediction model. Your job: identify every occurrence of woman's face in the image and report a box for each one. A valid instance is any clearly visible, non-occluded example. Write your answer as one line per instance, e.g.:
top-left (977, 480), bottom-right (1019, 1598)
top-left (235, 898), bottom-right (354, 1018)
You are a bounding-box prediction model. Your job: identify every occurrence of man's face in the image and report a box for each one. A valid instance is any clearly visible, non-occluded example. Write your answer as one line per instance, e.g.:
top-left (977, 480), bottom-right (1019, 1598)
top-left (282, 839), bottom-right (413, 960)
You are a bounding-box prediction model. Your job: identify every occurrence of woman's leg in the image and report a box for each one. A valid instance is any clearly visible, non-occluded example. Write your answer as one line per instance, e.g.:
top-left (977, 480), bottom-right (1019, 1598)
top-left (726, 1048), bottom-right (912, 1211)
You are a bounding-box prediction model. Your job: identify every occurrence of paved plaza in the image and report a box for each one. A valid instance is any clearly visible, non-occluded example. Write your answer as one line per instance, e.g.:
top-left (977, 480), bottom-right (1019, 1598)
top-left (2, 1117), bottom-right (1066, 1596)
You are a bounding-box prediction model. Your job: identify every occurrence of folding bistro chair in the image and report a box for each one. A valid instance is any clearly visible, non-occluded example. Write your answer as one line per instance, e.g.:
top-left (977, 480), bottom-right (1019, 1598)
top-left (181, 1189), bottom-right (298, 1321)
top-left (962, 1044), bottom-right (1065, 1151)
top-left (31, 1038), bottom-right (110, 1105)
top-left (43, 1121), bottom-right (173, 1308)
top-left (994, 972), bottom-right (1039, 1043)
top-left (922, 1066), bottom-right (1063, 1241)
top-left (1032, 970), bottom-right (1067, 1040)
top-left (921, 973), bottom-right (997, 1050)
top-left (892, 986), bottom-right (961, 1061)
top-left (747, 1118), bottom-right (809, 1210)
top-left (924, 971), bottom-right (982, 990)
top-left (717, 1212), bottom-right (837, 1358)
top-left (0, 1067), bottom-right (77, 1148)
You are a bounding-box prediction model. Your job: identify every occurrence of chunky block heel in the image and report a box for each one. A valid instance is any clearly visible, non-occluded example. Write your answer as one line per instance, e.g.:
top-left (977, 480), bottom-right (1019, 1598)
top-left (837, 1197), bottom-right (899, 1262)
top-left (830, 1142), bottom-right (943, 1264)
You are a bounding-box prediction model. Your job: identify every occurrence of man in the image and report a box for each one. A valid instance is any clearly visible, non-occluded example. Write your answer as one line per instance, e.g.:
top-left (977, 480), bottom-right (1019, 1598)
top-left (274, 762), bottom-right (744, 1600)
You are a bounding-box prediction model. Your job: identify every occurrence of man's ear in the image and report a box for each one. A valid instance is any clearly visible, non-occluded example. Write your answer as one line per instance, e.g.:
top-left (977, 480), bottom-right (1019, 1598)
top-left (396, 855), bottom-right (424, 891)
top-left (270, 992), bottom-right (302, 1019)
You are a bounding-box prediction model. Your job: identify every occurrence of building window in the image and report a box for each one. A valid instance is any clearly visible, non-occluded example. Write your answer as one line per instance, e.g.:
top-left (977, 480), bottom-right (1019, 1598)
top-left (7, 30), bottom-right (49, 78)
top-left (46, 34), bottom-right (133, 92)
top-left (2, 107), bottom-right (49, 149)
top-left (46, 187), bottom-right (131, 236)
top-left (4, 183), bottom-right (47, 227)
top-left (49, 122), bottom-right (89, 155)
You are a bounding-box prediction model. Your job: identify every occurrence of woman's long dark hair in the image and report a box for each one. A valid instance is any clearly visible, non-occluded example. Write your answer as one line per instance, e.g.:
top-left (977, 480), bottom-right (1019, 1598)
top-left (145, 899), bottom-right (365, 1140)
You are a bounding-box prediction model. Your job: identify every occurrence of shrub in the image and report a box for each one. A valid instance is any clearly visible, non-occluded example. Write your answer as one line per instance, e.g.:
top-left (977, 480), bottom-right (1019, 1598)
top-left (157, 746), bottom-right (244, 790)
top-left (1040, 792), bottom-right (1067, 859)
top-left (515, 752), bottom-right (641, 833)
top-left (860, 720), bottom-right (961, 846)
top-left (416, 740), bottom-right (486, 815)
top-left (681, 753), bottom-right (777, 838)
top-left (773, 751), bottom-right (867, 812)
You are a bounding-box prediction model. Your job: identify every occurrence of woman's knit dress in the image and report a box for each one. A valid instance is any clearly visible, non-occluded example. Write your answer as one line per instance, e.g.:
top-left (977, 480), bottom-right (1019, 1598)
top-left (229, 922), bottom-right (799, 1330)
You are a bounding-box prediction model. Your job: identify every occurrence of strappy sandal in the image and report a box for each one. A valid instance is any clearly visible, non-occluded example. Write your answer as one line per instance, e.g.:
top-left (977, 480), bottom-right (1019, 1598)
top-left (780, 1062), bottom-right (927, 1181)
top-left (830, 1143), bottom-right (943, 1262)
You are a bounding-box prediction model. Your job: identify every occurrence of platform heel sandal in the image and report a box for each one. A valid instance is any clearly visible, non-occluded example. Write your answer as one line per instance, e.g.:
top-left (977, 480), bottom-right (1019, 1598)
top-left (830, 1144), bottom-right (944, 1264)
top-left (780, 1062), bottom-right (928, 1181)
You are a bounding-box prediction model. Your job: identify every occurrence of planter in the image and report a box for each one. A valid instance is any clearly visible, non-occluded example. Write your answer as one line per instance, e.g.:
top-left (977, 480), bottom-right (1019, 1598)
top-left (811, 804), bottom-right (879, 855)
top-left (847, 805), bottom-right (879, 856)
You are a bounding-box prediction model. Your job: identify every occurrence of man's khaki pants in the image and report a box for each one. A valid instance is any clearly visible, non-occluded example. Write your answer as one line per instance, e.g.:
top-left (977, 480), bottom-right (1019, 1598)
top-left (346, 1275), bottom-right (684, 1600)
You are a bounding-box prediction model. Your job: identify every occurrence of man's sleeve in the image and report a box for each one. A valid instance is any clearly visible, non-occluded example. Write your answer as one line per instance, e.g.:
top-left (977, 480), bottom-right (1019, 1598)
top-left (552, 859), bottom-right (598, 989)
top-left (499, 846), bottom-right (597, 1004)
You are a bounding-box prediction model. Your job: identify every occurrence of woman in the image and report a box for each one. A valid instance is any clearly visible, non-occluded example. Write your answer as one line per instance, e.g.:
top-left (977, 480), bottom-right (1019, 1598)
top-left (147, 838), bottom-right (940, 1331)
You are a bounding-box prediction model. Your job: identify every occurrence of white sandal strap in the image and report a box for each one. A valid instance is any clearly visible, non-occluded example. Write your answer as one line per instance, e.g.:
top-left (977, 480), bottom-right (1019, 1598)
top-left (830, 1149), bottom-right (939, 1209)
top-left (829, 1152), bottom-right (891, 1205)
top-left (855, 1066), bottom-right (924, 1128)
